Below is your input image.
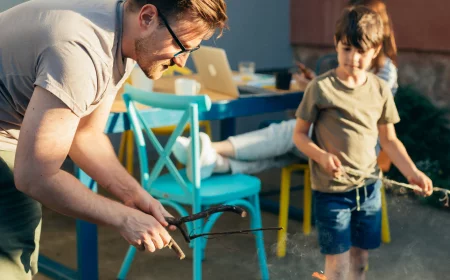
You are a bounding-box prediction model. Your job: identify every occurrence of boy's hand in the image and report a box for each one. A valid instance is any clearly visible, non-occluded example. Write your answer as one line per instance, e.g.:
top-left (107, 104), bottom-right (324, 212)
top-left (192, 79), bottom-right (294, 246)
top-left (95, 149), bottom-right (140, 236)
top-left (319, 152), bottom-right (342, 178)
top-left (407, 170), bottom-right (433, 197)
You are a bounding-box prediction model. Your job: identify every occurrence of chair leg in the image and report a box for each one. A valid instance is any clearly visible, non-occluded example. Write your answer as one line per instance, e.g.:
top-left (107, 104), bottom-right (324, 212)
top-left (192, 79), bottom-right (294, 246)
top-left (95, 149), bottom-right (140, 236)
top-left (277, 167), bottom-right (291, 258)
top-left (202, 121), bottom-right (213, 138)
top-left (303, 169), bottom-right (312, 235)
top-left (193, 217), bottom-right (203, 280)
top-left (250, 195), bottom-right (270, 280)
top-left (193, 237), bottom-right (203, 280)
top-left (381, 184), bottom-right (391, 243)
top-left (117, 246), bottom-right (137, 280)
top-left (126, 130), bottom-right (134, 175)
top-left (118, 132), bottom-right (127, 165)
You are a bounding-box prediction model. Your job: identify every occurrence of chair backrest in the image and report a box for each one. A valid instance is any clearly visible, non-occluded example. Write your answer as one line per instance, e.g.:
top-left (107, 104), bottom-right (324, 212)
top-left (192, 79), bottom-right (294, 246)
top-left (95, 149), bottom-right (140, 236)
top-left (123, 84), bottom-right (212, 205)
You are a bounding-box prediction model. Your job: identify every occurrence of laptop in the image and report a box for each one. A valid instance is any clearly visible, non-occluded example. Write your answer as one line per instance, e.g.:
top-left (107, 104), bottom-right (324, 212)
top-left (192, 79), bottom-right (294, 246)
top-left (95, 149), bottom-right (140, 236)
top-left (191, 46), bottom-right (275, 98)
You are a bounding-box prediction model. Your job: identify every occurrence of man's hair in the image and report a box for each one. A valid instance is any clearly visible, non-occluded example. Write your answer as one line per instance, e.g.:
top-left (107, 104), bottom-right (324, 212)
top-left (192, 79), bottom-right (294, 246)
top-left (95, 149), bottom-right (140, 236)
top-left (128, 0), bottom-right (228, 37)
top-left (335, 6), bottom-right (384, 51)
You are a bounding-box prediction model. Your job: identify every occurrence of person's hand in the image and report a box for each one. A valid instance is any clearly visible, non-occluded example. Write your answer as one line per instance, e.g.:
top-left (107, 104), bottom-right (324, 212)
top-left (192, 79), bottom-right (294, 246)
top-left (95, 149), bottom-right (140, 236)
top-left (407, 170), bottom-right (433, 197)
top-left (124, 188), bottom-right (177, 231)
top-left (118, 208), bottom-right (172, 252)
top-left (318, 152), bottom-right (342, 178)
top-left (296, 62), bottom-right (316, 80)
top-left (292, 73), bottom-right (312, 89)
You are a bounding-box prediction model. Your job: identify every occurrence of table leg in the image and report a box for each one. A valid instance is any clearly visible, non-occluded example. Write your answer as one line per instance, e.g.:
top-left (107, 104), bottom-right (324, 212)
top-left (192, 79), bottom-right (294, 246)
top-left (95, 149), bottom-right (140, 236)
top-left (76, 167), bottom-right (99, 280)
top-left (220, 118), bottom-right (236, 140)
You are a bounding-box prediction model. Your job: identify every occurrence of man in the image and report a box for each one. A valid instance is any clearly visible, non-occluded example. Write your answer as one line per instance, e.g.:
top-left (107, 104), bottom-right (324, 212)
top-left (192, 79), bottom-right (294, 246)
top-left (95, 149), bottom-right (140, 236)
top-left (0, 0), bottom-right (227, 278)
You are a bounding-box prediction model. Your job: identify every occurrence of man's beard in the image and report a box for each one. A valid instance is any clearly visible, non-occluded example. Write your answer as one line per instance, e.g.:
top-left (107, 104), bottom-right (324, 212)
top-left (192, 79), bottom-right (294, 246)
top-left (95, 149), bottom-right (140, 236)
top-left (134, 35), bottom-right (170, 80)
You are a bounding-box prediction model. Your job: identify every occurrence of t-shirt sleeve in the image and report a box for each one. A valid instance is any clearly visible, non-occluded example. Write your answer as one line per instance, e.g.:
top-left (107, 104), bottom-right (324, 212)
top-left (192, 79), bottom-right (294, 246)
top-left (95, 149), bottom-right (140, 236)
top-left (34, 43), bottom-right (102, 117)
top-left (295, 80), bottom-right (320, 122)
top-left (378, 82), bottom-right (400, 125)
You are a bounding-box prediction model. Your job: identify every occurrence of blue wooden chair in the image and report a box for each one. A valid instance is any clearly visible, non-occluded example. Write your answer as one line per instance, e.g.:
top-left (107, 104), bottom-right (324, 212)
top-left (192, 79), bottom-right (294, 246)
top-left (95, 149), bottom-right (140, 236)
top-left (117, 85), bottom-right (269, 280)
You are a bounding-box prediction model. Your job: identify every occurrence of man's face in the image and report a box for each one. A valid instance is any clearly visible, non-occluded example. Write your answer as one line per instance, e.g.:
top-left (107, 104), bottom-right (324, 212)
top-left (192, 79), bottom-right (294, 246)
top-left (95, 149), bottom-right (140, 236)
top-left (134, 13), bottom-right (208, 80)
top-left (335, 40), bottom-right (380, 77)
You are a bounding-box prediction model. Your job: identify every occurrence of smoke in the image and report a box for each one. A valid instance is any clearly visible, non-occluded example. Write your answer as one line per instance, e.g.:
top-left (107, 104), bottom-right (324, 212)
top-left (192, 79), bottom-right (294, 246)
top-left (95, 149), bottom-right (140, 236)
top-left (264, 232), bottom-right (325, 279)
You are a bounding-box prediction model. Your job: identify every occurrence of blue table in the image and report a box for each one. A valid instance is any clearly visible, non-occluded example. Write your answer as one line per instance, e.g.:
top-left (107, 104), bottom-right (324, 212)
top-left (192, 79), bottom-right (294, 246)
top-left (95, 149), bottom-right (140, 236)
top-left (38, 89), bottom-right (304, 280)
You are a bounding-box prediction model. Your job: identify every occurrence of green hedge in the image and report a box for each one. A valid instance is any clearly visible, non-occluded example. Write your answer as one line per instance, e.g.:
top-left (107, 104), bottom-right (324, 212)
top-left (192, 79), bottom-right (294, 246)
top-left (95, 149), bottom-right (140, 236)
top-left (386, 85), bottom-right (450, 208)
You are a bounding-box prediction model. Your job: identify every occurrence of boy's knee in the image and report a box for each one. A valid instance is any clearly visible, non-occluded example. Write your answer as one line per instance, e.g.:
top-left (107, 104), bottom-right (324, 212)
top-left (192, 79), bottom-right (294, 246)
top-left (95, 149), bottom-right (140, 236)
top-left (350, 247), bottom-right (369, 270)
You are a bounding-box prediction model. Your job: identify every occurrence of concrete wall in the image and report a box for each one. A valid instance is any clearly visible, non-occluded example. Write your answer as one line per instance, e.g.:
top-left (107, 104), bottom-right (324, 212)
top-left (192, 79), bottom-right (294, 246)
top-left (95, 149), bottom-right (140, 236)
top-left (293, 46), bottom-right (450, 109)
top-left (187, 0), bottom-right (293, 72)
top-left (185, 0), bottom-right (294, 137)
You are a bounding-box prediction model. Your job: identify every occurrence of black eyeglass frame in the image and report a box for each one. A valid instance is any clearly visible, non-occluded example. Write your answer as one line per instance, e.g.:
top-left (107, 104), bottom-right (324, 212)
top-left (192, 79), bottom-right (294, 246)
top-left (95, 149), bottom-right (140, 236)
top-left (156, 8), bottom-right (200, 58)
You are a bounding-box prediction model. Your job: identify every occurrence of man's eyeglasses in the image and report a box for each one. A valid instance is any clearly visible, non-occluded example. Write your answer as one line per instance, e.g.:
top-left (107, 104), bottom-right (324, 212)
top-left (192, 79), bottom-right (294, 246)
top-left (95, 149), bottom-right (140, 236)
top-left (157, 8), bottom-right (200, 58)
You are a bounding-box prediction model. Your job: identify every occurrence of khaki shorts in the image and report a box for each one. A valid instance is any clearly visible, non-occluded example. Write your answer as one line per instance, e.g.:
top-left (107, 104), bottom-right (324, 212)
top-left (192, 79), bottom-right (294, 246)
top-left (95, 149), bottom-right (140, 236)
top-left (0, 150), bottom-right (42, 280)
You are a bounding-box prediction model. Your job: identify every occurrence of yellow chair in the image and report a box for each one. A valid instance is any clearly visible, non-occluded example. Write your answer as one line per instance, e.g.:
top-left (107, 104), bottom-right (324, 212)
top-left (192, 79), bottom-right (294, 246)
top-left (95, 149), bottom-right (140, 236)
top-left (276, 160), bottom-right (391, 257)
top-left (118, 65), bottom-right (212, 174)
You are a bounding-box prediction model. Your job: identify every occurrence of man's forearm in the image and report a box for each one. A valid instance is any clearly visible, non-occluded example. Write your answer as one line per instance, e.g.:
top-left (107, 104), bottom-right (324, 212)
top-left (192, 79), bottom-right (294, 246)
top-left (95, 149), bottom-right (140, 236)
top-left (69, 131), bottom-right (142, 205)
top-left (23, 168), bottom-right (132, 229)
top-left (382, 138), bottom-right (418, 178)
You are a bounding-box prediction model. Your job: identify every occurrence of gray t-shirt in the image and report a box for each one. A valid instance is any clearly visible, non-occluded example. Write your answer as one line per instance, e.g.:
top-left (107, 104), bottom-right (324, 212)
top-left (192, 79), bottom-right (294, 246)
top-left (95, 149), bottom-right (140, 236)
top-left (296, 70), bottom-right (400, 193)
top-left (0, 0), bottom-right (135, 151)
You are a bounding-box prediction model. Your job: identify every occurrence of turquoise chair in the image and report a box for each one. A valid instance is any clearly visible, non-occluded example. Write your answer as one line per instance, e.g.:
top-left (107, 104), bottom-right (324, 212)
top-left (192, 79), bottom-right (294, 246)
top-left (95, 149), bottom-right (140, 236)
top-left (117, 85), bottom-right (269, 280)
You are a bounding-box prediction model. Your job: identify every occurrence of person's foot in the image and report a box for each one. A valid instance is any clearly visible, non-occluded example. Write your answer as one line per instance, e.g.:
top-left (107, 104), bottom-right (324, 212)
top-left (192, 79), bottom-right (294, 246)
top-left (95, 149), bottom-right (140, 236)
top-left (172, 136), bottom-right (190, 165)
top-left (186, 132), bottom-right (217, 183)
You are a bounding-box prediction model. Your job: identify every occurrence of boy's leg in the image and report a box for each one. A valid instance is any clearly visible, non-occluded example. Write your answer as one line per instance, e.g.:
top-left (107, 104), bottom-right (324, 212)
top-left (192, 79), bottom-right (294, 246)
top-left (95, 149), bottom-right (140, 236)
top-left (325, 251), bottom-right (350, 280)
top-left (350, 180), bottom-right (382, 280)
top-left (314, 191), bottom-right (353, 280)
top-left (349, 247), bottom-right (369, 280)
top-left (0, 150), bottom-right (42, 280)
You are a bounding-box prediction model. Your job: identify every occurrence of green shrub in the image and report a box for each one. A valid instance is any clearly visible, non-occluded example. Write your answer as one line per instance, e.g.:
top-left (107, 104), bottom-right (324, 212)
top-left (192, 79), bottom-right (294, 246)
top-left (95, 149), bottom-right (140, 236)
top-left (387, 85), bottom-right (450, 208)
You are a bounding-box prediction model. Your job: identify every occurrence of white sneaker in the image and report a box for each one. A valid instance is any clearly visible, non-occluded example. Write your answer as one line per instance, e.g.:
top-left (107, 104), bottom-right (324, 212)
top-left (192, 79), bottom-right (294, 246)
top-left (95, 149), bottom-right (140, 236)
top-left (172, 136), bottom-right (190, 165)
top-left (186, 132), bottom-right (217, 183)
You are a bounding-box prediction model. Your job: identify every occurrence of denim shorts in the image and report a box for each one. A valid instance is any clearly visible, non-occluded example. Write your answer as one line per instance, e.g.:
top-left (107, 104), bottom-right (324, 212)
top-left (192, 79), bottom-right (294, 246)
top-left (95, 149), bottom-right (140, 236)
top-left (314, 180), bottom-right (382, 255)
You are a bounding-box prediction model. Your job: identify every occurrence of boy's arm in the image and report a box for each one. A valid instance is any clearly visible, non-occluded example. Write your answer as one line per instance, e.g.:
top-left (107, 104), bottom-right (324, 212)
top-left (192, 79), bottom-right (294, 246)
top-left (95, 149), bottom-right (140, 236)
top-left (293, 118), bottom-right (341, 177)
top-left (378, 123), bottom-right (433, 195)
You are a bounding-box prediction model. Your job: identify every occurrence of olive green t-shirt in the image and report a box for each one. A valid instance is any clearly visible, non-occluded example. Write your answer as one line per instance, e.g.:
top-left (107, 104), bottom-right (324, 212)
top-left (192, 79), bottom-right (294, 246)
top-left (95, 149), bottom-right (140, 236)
top-left (296, 70), bottom-right (400, 193)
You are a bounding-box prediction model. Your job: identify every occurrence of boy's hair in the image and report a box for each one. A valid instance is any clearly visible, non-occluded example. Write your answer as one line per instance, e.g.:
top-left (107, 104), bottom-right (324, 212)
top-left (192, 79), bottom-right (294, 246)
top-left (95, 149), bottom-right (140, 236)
top-left (335, 6), bottom-right (384, 52)
top-left (348, 0), bottom-right (398, 72)
top-left (128, 0), bottom-right (228, 37)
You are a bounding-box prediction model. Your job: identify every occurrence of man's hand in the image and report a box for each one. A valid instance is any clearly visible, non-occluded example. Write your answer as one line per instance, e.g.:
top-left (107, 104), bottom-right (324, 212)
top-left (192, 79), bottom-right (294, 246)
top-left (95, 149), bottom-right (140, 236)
top-left (124, 188), bottom-right (177, 231)
top-left (407, 170), bottom-right (433, 197)
top-left (319, 152), bottom-right (342, 178)
top-left (118, 208), bottom-right (172, 252)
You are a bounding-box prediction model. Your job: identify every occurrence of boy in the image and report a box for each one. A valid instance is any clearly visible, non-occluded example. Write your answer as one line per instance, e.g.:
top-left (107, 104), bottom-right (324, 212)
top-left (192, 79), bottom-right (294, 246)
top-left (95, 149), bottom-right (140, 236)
top-left (293, 6), bottom-right (433, 280)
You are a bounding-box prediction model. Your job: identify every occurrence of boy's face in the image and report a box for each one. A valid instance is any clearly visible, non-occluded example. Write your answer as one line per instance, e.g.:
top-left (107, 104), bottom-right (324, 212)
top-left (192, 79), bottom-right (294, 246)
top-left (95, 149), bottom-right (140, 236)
top-left (335, 40), bottom-right (380, 77)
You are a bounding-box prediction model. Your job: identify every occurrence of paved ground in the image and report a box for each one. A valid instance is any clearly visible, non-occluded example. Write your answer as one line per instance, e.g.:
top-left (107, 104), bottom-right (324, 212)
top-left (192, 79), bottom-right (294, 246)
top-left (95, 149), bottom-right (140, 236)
top-left (35, 164), bottom-right (450, 280)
